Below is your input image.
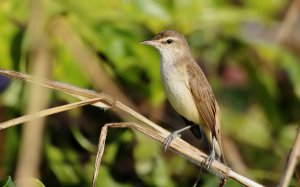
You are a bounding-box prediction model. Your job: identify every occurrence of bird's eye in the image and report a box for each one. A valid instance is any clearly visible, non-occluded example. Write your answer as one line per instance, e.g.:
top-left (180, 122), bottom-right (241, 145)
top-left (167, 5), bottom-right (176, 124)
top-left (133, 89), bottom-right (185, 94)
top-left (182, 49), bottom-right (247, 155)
top-left (166, 39), bottom-right (173, 44)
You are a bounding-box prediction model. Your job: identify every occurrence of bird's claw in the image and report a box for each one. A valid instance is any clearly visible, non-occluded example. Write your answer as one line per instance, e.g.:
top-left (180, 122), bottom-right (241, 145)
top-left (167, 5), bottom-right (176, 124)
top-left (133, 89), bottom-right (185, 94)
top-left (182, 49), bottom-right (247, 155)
top-left (162, 125), bottom-right (192, 151)
top-left (163, 133), bottom-right (181, 151)
top-left (201, 149), bottom-right (216, 170)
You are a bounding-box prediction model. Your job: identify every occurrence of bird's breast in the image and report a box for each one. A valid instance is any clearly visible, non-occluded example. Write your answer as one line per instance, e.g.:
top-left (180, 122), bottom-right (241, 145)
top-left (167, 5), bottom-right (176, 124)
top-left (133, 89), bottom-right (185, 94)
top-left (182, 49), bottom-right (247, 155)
top-left (160, 62), bottom-right (199, 124)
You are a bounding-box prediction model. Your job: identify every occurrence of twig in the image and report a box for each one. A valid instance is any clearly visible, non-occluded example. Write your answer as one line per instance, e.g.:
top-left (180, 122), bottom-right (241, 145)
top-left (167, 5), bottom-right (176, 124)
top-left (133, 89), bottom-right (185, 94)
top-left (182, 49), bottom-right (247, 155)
top-left (276, 0), bottom-right (300, 43)
top-left (278, 127), bottom-right (300, 187)
top-left (276, 0), bottom-right (300, 57)
top-left (0, 69), bottom-right (265, 187)
top-left (0, 97), bottom-right (106, 130)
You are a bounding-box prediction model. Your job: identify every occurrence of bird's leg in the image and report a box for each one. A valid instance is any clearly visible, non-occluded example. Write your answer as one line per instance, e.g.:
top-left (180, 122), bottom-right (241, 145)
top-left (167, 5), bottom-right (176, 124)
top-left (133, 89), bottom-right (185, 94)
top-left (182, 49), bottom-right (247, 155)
top-left (163, 125), bottom-right (192, 151)
top-left (202, 141), bottom-right (215, 170)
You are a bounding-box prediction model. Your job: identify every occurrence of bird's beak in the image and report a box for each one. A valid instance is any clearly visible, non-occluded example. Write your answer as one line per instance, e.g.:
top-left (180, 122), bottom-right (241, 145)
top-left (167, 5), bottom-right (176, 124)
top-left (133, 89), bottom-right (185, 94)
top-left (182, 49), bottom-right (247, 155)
top-left (140, 40), bottom-right (158, 46)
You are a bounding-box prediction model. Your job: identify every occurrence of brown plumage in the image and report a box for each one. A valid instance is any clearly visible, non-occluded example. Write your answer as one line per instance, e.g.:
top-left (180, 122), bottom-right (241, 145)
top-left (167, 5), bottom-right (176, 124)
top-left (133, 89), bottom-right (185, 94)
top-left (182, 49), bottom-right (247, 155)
top-left (187, 62), bottom-right (225, 163)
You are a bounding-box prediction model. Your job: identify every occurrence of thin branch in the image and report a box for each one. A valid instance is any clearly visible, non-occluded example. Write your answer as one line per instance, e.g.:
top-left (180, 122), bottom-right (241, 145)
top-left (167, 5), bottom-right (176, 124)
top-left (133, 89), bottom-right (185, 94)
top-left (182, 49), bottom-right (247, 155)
top-left (278, 127), bottom-right (300, 187)
top-left (276, 0), bottom-right (300, 43)
top-left (0, 69), bottom-right (113, 109)
top-left (0, 69), bottom-right (265, 187)
top-left (0, 97), bottom-right (106, 130)
top-left (276, 0), bottom-right (300, 57)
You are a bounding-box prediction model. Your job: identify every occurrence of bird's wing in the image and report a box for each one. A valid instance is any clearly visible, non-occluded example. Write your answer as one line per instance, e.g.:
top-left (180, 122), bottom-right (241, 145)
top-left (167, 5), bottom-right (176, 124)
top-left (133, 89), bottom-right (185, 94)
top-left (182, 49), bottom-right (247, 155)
top-left (186, 62), bottom-right (220, 138)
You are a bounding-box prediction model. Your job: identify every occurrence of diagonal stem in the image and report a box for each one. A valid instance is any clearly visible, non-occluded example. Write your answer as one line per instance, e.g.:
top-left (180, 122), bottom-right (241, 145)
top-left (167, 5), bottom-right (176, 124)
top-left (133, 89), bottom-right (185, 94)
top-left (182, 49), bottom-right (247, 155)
top-left (278, 127), bottom-right (300, 187)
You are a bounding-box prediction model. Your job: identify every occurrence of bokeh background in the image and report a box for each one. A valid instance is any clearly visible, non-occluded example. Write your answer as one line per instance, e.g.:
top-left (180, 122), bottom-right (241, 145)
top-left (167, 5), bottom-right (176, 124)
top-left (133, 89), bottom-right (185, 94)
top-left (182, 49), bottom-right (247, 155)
top-left (1, 0), bottom-right (300, 186)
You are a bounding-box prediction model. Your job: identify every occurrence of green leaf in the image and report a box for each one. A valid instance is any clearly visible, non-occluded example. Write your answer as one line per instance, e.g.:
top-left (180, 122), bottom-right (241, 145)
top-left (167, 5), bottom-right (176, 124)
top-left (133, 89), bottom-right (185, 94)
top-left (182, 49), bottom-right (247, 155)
top-left (0, 176), bottom-right (14, 187)
top-left (70, 126), bottom-right (97, 153)
top-left (14, 178), bottom-right (45, 187)
top-left (46, 145), bottom-right (80, 185)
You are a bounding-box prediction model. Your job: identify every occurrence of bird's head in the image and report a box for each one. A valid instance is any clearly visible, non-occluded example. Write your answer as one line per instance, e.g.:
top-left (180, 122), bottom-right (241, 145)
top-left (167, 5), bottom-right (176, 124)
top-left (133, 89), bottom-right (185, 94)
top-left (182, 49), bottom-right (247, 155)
top-left (141, 30), bottom-right (190, 58)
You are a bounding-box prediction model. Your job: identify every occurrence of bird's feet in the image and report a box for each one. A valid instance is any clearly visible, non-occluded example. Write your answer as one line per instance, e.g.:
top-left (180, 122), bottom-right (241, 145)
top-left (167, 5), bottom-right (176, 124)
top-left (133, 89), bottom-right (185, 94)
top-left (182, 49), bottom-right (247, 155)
top-left (163, 125), bottom-right (192, 151)
top-left (163, 131), bottom-right (181, 151)
top-left (201, 148), bottom-right (216, 170)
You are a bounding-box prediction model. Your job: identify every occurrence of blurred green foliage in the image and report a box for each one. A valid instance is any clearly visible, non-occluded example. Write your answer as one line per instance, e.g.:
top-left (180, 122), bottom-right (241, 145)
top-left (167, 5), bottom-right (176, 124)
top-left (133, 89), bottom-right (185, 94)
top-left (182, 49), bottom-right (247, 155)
top-left (0, 176), bottom-right (14, 187)
top-left (0, 0), bottom-right (299, 186)
top-left (0, 176), bottom-right (45, 187)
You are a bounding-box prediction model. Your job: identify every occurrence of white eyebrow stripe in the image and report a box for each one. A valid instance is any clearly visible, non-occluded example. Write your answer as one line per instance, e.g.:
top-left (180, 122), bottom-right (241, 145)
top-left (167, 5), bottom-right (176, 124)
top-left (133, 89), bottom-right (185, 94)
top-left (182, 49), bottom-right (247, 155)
top-left (158, 37), bottom-right (178, 43)
top-left (165, 37), bottom-right (177, 41)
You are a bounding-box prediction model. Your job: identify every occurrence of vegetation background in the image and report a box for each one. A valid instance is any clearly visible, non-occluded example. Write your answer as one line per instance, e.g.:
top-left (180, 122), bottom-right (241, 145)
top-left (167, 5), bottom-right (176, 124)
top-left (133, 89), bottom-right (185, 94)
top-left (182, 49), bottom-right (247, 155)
top-left (0, 0), bottom-right (300, 186)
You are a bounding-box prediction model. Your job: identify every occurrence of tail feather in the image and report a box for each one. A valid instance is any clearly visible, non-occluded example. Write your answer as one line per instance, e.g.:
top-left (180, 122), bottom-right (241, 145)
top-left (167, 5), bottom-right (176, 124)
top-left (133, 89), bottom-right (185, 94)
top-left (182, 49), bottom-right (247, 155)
top-left (212, 136), bottom-right (226, 164)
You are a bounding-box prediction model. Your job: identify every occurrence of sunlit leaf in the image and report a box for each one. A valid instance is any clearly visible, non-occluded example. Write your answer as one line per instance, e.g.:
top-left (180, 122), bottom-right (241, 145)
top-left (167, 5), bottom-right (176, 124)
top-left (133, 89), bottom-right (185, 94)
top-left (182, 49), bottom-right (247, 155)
top-left (0, 176), bottom-right (14, 187)
top-left (14, 178), bottom-right (45, 187)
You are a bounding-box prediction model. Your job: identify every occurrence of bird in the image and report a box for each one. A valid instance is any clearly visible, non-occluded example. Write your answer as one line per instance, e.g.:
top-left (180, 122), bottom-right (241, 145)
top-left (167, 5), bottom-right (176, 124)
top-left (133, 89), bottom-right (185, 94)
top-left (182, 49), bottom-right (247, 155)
top-left (141, 30), bottom-right (225, 167)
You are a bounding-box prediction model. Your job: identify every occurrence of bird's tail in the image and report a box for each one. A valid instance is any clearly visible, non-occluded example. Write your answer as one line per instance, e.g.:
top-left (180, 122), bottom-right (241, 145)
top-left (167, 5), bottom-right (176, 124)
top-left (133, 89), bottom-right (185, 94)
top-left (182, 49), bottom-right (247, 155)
top-left (212, 136), bottom-right (226, 164)
top-left (203, 127), bottom-right (226, 164)
top-left (214, 111), bottom-right (226, 164)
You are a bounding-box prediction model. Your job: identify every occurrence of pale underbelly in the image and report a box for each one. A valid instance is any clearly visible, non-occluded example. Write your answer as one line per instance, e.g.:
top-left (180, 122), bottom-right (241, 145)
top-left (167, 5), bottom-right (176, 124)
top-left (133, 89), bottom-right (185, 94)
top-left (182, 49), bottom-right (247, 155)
top-left (164, 81), bottom-right (199, 124)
